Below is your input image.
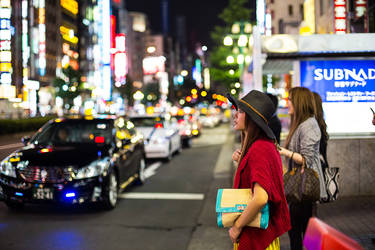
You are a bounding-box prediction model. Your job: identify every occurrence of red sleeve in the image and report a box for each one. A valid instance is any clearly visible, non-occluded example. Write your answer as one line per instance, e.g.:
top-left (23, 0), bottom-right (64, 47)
top-left (247, 140), bottom-right (273, 200)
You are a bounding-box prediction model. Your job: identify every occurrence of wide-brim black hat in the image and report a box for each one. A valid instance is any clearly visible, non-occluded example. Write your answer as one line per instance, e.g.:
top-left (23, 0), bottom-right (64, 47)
top-left (227, 90), bottom-right (276, 140)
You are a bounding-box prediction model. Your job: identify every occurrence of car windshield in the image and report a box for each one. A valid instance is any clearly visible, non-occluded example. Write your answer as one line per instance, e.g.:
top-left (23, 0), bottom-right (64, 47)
top-left (130, 116), bottom-right (165, 127)
top-left (30, 120), bottom-right (112, 146)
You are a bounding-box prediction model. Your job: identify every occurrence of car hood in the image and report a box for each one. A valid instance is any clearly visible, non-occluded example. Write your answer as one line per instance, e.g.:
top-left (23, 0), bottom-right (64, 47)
top-left (136, 127), bottom-right (174, 140)
top-left (13, 144), bottom-right (111, 167)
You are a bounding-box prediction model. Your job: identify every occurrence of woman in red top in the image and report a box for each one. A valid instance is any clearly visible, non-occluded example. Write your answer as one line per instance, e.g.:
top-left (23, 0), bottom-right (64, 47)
top-left (228, 90), bottom-right (291, 250)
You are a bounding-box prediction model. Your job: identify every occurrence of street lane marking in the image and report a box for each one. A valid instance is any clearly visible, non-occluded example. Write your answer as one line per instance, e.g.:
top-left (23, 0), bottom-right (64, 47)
top-left (0, 143), bottom-right (23, 150)
top-left (144, 161), bottom-right (162, 179)
top-left (119, 192), bottom-right (204, 200)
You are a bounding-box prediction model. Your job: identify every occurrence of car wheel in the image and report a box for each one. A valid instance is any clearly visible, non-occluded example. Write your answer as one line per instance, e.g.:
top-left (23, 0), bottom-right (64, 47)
top-left (102, 171), bottom-right (118, 210)
top-left (136, 158), bottom-right (146, 185)
top-left (5, 200), bottom-right (24, 210)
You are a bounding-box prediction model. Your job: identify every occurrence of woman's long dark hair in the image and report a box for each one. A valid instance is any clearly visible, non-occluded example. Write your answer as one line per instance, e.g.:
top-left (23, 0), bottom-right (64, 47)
top-left (238, 112), bottom-right (266, 164)
top-left (313, 92), bottom-right (329, 143)
top-left (285, 87), bottom-right (316, 149)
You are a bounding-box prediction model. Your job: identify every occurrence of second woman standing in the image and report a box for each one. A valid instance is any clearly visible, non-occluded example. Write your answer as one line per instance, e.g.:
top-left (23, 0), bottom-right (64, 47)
top-left (278, 87), bottom-right (327, 250)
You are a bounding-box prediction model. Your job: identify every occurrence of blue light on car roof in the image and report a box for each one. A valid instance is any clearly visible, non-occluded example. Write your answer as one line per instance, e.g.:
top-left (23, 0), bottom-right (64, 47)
top-left (65, 192), bottom-right (76, 198)
top-left (15, 192), bottom-right (24, 197)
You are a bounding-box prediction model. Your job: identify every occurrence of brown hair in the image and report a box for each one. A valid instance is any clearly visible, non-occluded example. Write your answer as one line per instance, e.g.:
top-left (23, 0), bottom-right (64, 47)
top-left (238, 111), bottom-right (265, 164)
top-left (285, 87), bottom-right (316, 148)
top-left (312, 92), bottom-right (329, 142)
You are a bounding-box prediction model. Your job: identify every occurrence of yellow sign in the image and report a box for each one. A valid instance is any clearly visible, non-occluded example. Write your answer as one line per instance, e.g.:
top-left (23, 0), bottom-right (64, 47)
top-left (60, 0), bottom-right (78, 15)
top-left (0, 62), bottom-right (12, 72)
top-left (303, 0), bottom-right (315, 34)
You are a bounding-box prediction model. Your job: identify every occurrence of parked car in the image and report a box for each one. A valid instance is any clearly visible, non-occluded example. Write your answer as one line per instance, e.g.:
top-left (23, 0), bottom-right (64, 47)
top-left (172, 115), bottom-right (194, 147)
top-left (0, 116), bottom-right (146, 210)
top-left (129, 114), bottom-right (181, 161)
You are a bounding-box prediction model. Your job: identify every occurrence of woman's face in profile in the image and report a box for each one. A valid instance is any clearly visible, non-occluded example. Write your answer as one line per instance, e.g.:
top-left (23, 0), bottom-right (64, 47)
top-left (233, 109), bottom-right (246, 131)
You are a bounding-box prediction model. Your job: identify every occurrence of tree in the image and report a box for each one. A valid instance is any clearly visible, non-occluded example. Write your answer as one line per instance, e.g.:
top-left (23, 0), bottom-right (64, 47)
top-left (53, 66), bottom-right (84, 112)
top-left (209, 0), bottom-right (252, 96)
top-left (141, 81), bottom-right (160, 106)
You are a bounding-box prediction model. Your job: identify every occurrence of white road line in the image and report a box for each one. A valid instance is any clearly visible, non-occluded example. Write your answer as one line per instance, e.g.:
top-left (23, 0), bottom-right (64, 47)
top-left (119, 192), bottom-right (205, 200)
top-left (0, 143), bottom-right (23, 150)
top-left (144, 161), bottom-right (162, 179)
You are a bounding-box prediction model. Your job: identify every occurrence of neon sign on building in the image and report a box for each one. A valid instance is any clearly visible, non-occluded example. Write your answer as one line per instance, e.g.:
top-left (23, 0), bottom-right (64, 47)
top-left (60, 0), bottom-right (78, 15)
top-left (22, 0), bottom-right (29, 80)
top-left (114, 34), bottom-right (127, 84)
top-left (334, 0), bottom-right (347, 34)
top-left (98, 0), bottom-right (111, 101)
top-left (0, 0), bottom-right (12, 85)
top-left (39, 0), bottom-right (46, 76)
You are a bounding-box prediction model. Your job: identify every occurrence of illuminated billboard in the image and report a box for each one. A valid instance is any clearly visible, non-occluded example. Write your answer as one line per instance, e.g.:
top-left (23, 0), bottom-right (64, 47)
top-left (301, 60), bottom-right (375, 134)
top-left (143, 56), bottom-right (165, 75)
top-left (114, 34), bottom-right (127, 83)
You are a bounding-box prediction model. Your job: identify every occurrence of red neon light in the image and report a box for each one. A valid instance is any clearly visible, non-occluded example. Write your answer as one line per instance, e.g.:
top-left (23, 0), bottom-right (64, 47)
top-left (95, 136), bottom-right (105, 143)
top-left (155, 123), bottom-right (163, 128)
top-left (110, 15), bottom-right (116, 49)
top-left (110, 15), bottom-right (116, 70)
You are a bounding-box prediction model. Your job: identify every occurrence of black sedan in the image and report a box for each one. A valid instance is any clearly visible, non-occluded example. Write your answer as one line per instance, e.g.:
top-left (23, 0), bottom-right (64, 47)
top-left (0, 115), bottom-right (146, 210)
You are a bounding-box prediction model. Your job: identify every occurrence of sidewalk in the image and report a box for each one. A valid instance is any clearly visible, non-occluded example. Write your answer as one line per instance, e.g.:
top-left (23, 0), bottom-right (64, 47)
top-left (188, 131), bottom-right (375, 250)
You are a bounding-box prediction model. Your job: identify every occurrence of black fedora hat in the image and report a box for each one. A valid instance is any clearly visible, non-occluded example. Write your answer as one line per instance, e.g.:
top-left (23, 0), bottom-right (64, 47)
top-left (227, 90), bottom-right (276, 140)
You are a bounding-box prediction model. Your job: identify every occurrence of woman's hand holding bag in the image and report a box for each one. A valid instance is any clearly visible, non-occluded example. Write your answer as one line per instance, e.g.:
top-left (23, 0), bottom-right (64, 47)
top-left (283, 157), bottom-right (320, 203)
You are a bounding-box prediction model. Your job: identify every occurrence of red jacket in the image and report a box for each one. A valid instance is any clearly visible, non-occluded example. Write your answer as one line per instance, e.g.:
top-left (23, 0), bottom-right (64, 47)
top-left (233, 138), bottom-right (291, 250)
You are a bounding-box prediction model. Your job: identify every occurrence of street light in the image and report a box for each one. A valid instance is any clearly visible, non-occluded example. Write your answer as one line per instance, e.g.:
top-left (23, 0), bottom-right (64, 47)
top-left (223, 21), bottom-right (253, 93)
top-left (223, 36), bottom-right (233, 46)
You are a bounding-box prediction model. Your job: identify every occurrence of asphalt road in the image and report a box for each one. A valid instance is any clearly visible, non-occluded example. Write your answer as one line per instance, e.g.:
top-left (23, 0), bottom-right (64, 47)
top-left (0, 125), bottom-right (233, 250)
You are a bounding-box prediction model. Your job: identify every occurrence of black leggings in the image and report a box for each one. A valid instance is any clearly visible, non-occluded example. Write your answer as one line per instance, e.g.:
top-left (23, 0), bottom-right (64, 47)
top-left (288, 201), bottom-right (315, 250)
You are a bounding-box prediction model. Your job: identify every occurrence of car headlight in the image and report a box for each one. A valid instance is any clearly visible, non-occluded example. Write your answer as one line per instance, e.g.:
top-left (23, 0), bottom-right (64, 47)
top-left (0, 159), bottom-right (16, 178)
top-left (75, 157), bottom-right (110, 179)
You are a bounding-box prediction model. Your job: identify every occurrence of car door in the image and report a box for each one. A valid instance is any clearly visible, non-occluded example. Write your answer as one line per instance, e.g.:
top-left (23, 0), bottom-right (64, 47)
top-left (124, 120), bottom-right (142, 176)
top-left (114, 123), bottom-right (134, 184)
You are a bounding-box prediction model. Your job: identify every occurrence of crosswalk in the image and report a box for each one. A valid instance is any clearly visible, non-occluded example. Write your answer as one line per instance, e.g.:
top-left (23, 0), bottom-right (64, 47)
top-left (119, 192), bottom-right (204, 200)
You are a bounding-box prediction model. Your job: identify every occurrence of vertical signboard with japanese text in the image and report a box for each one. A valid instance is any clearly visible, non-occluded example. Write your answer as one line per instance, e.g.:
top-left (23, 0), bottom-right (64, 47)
top-left (334, 0), bottom-right (347, 34)
top-left (300, 60), bottom-right (375, 134)
top-left (0, 0), bottom-right (12, 86)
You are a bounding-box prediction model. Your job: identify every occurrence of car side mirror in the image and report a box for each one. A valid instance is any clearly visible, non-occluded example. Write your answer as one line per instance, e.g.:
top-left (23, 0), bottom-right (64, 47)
top-left (22, 136), bottom-right (31, 145)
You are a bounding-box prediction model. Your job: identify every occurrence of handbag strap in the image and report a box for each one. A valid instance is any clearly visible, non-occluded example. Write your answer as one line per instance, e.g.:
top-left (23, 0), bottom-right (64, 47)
top-left (301, 156), bottom-right (306, 174)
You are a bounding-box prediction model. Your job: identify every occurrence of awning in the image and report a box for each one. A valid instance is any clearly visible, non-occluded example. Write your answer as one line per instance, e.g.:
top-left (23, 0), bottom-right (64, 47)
top-left (262, 59), bottom-right (294, 74)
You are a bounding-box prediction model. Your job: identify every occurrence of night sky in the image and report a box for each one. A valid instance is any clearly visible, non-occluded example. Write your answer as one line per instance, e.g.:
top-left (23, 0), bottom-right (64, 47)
top-left (125, 0), bottom-right (254, 51)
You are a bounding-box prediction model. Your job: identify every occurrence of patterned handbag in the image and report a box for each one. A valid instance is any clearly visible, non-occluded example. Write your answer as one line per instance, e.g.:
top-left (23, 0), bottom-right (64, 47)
top-left (283, 157), bottom-right (320, 203)
top-left (320, 165), bottom-right (340, 203)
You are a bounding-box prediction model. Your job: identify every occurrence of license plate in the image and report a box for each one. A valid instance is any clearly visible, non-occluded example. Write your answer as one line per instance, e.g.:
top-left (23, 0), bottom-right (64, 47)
top-left (33, 188), bottom-right (54, 200)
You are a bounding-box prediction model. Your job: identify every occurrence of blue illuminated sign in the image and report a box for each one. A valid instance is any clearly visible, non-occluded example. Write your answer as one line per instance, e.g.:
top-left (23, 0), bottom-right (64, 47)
top-left (300, 60), bottom-right (375, 102)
